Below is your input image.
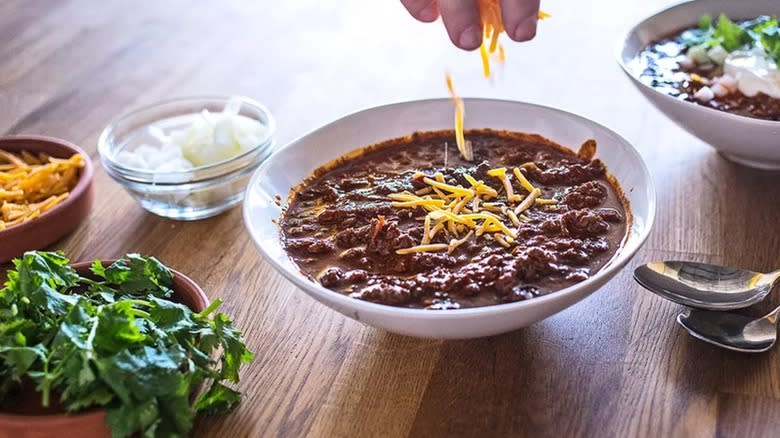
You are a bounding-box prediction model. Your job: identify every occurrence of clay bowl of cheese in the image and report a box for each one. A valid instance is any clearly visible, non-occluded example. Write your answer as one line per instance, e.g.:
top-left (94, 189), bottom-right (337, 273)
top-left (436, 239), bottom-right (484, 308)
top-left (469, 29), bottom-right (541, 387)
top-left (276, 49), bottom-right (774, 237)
top-left (0, 135), bottom-right (94, 263)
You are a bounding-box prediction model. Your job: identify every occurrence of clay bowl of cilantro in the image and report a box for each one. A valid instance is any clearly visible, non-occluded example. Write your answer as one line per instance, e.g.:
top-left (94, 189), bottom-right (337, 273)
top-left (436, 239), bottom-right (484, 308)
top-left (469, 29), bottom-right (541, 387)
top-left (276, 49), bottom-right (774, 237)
top-left (618, 0), bottom-right (780, 170)
top-left (0, 251), bottom-right (253, 438)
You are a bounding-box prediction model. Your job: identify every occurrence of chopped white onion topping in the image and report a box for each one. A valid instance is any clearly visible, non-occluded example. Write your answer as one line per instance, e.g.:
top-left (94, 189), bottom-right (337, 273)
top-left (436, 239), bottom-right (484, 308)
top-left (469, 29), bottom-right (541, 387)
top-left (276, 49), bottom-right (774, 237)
top-left (687, 45), bottom-right (710, 64)
top-left (694, 86), bottom-right (715, 102)
top-left (117, 97), bottom-right (268, 172)
top-left (717, 74), bottom-right (738, 92)
top-left (707, 45), bottom-right (729, 65)
top-left (710, 82), bottom-right (729, 97)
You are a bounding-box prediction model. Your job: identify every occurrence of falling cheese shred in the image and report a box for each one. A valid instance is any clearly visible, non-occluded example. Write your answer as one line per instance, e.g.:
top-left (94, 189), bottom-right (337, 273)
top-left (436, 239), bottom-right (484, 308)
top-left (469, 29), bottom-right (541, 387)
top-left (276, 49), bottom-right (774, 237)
top-left (445, 74), bottom-right (472, 162)
top-left (393, 168), bottom-right (553, 254)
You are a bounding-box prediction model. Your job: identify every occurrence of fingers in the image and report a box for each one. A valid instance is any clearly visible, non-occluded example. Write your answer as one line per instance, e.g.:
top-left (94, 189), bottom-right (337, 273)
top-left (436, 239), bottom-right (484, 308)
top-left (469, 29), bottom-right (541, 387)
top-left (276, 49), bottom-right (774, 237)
top-left (500, 0), bottom-right (541, 42)
top-left (438, 0), bottom-right (482, 51)
top-left (400, 0), bottom-right (440, 22)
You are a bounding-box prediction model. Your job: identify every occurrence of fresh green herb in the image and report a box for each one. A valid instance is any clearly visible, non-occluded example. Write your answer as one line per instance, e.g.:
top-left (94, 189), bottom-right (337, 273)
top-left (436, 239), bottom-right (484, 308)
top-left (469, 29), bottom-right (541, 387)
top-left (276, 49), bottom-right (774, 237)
top-left (712, 14), bottom-right (753, 51)
top-left (755, 17), bottom-right (780, 64)
top-left (683, 14), bottom-right (780, 65)
top-left (699, 14), bottom-right (712, 31)
top-left (0, 251), bottom-right (253, 438)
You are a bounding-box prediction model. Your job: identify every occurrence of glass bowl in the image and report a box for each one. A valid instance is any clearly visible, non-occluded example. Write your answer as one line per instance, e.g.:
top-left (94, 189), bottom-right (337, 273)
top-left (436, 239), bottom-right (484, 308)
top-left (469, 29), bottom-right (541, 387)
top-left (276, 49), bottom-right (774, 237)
top-left (98, 96), bottom-right (276, 220)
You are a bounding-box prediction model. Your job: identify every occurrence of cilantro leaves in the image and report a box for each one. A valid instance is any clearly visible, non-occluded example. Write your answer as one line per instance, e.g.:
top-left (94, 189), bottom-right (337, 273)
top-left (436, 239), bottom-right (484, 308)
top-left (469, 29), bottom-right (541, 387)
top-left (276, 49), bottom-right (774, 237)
top-left (711, 14), bottom-right (753, 51)
top-left (683, 14), bottom-right (780, 65)
top-left (91, 254), bottom-right (174, 297)
top-left (0, 251), bottom-right (253, 437)
top-left (755, 17), bottom-right (780, 64)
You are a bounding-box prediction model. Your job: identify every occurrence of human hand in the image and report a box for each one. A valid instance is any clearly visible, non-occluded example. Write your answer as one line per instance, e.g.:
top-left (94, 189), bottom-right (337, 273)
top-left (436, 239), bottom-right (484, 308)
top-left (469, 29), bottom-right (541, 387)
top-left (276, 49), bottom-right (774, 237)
top-left (400, 0), bottom-right (541, 51)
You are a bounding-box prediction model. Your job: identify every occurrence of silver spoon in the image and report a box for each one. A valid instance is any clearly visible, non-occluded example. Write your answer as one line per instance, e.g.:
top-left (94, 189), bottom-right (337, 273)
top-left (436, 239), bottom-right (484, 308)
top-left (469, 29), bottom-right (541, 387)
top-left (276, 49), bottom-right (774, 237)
top-left (633, 261), bottom-right (780, 310)
top-left (677, 305), bottom-right (780, 353)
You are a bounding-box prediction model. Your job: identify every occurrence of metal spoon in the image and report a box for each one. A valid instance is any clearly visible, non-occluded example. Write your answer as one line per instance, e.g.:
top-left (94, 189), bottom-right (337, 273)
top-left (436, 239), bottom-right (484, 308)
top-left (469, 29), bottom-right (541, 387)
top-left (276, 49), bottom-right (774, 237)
top-left (677, 305), bottom-right (780, 353)
top-left (633, 261), bottom-right (780, 310)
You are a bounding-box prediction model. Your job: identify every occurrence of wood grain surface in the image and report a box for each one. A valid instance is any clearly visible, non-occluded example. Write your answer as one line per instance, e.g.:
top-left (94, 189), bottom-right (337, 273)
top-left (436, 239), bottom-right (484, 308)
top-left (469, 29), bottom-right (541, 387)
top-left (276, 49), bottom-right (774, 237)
top-left (2, 0), bottom-right (780, 436)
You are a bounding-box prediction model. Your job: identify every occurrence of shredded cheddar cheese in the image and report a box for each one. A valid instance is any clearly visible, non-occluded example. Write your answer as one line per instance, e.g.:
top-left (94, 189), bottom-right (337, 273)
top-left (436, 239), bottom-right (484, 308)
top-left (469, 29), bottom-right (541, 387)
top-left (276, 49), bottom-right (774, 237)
top-left (422, 214), bottom-right (432, 244)
top-left (391, 198), bottom-right (447, 209)
top-left (445, 74), bottom-right (472, 162)
top-left (412, 4), bottom-right (552, 253)
top-left (393, 167), bottom-right (554, 254)
top-left (0, 150), bottom-right (83, 231)
top-left (514, 187), bottom-right (541, 216)
top-left (506, 209), bottom-right (521, 227)
top-left (448, 230), bottom-right (474, 253)
top-left (487, 167), bottom-right (521, 202)
top-left (493, 233), bottom-right (511, 248)
top-left (512, 167), bottom-right (536, 193)
top-left (396, 243), bottom-right (449, 255)
top-left (429, 219), bottom-right (447, 241)
top-left (423, 176), bottom-right (473, 197)
top-left (444, 4), bottom-right (550, 163)
top-left (477, 0), bottom-right (551, 79)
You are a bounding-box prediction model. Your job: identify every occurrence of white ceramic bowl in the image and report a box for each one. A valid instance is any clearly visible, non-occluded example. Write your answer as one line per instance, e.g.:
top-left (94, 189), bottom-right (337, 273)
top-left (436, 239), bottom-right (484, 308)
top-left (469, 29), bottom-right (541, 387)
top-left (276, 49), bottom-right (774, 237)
top-left (243, 99), bottom-right (655, 339)
top-left (618, 0), bottom-right (780, 170)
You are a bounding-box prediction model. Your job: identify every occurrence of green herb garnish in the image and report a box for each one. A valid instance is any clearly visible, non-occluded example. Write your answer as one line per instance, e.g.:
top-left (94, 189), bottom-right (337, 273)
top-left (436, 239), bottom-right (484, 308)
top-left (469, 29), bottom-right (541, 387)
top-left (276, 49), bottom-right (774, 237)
top-left (755, 17), bottom-right (780, 64)
top-left (0, 251), bottom-right (253, 437)
top-left (683, 14), bottom-right (780, 65)
top-left (712, 14), bottom-right (753, 51)
top-left (699, 14), bottom-right (712, 31)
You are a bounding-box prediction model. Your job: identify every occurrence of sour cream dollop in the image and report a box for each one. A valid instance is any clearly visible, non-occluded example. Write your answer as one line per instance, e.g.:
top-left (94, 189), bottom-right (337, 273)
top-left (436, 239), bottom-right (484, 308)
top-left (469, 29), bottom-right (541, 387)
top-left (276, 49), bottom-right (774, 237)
top-left (724, 49), bottom-right (780, 99)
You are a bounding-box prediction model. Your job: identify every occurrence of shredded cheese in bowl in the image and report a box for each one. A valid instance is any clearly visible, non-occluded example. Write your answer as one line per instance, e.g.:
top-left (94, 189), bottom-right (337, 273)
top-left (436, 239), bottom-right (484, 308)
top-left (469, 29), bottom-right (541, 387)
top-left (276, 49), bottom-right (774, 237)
top-left (390, 166), bottom-right (557, 254)
top-left (0, 150), bottom-right (84, 231)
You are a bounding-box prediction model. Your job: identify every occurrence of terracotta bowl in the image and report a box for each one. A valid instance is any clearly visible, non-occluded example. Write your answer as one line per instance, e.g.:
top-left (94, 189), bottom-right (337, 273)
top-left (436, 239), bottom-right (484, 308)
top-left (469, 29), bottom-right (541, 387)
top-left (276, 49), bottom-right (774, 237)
top-left (0, 261), bottom-right (209, 438)
top-left (0, 135), bottom-right (94, 263)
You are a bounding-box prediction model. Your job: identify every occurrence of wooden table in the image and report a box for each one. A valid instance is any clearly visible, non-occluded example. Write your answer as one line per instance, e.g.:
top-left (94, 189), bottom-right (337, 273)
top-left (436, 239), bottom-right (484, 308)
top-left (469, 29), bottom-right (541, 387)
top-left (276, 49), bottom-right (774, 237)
top-left (3, 0), bottom-right (780, 436)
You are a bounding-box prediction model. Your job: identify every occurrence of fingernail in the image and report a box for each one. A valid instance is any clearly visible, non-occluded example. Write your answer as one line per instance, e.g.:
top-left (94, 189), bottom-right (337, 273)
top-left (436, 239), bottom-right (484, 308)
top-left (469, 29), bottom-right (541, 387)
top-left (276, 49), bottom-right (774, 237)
top-left (418, 5), bottom-right (438, 21)
top-left (513, 16), bottom-right (538, 41)
top-left (459, 25), bottom-right (482, 50)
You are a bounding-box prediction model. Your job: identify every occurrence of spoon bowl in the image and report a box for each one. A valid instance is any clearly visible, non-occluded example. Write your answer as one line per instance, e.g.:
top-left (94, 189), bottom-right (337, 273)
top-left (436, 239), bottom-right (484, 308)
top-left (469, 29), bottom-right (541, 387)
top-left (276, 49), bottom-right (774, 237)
top-left (634, 261), bottom-right (780, 311)
top-left (677, 306), bottom-right (780, 353)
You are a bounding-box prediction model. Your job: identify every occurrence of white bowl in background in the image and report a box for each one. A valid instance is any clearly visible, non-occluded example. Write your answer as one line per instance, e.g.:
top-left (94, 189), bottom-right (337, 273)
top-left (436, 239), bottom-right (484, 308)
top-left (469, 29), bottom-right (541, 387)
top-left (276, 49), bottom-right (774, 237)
top-left (618, 0), bottom-right (780, 170)
top-left (243, 98), bottom-right (655, 339)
